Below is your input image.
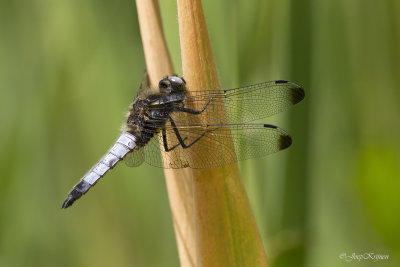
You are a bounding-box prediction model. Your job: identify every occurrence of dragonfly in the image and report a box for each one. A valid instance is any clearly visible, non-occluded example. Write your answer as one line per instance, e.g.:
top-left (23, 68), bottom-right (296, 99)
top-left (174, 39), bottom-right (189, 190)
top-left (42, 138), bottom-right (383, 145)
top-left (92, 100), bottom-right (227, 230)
top-left (62, 72), bottom-right (305, 208)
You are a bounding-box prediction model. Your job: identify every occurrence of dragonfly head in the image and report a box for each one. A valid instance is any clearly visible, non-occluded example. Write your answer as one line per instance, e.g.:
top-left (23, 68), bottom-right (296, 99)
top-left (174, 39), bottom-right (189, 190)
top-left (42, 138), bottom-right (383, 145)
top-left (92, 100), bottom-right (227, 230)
top-left (159, 76), bottom-right (186, 95)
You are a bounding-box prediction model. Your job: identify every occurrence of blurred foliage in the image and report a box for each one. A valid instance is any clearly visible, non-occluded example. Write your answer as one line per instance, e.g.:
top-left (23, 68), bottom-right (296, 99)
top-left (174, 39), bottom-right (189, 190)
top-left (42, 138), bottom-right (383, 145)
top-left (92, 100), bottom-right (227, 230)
top-left (0, 0), bottom-right (399, 266)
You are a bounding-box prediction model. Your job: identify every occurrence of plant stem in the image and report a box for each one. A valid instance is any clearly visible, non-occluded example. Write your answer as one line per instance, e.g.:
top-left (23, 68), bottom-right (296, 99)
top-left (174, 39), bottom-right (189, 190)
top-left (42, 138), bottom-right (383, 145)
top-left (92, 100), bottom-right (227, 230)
top-left (177, 0), bottom-right (269, 266)
top-left (136, 1), bottom-right (196, 266)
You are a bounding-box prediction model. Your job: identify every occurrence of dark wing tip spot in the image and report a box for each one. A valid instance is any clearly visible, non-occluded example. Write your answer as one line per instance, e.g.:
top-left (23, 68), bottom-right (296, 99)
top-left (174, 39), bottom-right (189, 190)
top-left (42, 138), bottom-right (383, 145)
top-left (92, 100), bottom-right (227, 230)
top-left (264, 124), bottom-right (278, 129)
top-left (275, 80), bottom-right (289, 84)
top-left (279, 134), bottom-right (292, 150)
top-left (290, 86), bottom-right (305, 104)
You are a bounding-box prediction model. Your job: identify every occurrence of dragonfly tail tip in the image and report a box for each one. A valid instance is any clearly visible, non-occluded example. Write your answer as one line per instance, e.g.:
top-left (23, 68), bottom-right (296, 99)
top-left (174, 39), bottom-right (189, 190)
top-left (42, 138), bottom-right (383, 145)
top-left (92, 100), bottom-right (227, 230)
top-left (61, 196), bottom-right (74, 209)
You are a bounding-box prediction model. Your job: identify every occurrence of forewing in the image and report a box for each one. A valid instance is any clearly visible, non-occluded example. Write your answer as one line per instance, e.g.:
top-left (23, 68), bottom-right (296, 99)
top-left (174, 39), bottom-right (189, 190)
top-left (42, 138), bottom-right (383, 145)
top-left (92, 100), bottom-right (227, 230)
top-left (140, 122), bottom-right (292, 169)
top-left (152, 80), bottom-right (304, 125)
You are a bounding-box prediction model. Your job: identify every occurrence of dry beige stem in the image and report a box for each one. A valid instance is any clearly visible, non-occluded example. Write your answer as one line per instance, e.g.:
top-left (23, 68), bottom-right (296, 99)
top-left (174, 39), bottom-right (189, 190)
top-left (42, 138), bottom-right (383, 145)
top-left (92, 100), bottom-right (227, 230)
top-left (177, 0), bottom-right (269, 266)
top-left (136, 1), bottom-right (196, 266)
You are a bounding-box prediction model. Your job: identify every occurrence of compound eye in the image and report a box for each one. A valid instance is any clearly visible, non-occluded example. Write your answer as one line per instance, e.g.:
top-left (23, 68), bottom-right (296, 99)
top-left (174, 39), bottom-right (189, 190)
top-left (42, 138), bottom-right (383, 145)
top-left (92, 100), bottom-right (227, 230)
top-left (168, 76), bottom-right (184, 85)
top-left (159, 80), bottom-right (169, 90)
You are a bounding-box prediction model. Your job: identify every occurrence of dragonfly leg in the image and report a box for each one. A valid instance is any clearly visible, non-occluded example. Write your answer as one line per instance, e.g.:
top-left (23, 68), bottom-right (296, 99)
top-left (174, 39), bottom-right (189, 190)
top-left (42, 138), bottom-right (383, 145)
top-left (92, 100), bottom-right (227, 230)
top-left (176, 96), bottom-right (214, 114)
top-left (168, 116), bottom-right (221, 149)
top-left (162, 128), bottom-right (188, 152)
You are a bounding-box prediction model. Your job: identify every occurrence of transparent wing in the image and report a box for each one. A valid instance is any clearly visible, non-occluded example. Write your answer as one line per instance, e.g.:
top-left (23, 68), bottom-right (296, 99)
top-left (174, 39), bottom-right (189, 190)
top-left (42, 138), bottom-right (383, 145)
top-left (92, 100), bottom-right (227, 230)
top-left (150, 80), bottom-right (305, 124)
top-left (134, 70), bottom-right (160, 99)
top-left (124, 147), bottom-right (145, 167)
top-left (140, 122), bottom-right (292, 169)
top-left (136, 70), bottom-right (150, 97)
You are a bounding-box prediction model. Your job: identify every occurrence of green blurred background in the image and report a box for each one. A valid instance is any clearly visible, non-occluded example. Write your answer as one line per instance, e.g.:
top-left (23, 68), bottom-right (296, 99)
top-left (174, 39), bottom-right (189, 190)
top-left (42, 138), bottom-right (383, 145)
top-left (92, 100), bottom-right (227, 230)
top-left (1, 0), bottom-right (399, 266)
